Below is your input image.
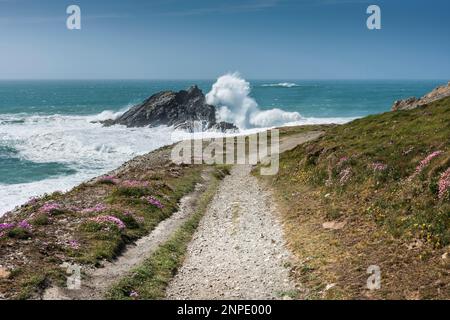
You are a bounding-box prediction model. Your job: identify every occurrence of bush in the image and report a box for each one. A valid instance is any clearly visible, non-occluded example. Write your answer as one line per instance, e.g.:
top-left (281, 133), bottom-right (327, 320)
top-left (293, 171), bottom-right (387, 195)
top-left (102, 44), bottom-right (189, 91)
top-left (8, 227), bottom-right (32, 240)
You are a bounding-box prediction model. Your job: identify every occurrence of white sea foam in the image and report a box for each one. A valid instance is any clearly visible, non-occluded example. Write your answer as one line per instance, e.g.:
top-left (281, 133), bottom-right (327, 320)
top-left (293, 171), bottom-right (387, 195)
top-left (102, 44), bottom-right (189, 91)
top-left (206, 73), bottom-right (302, 129)
top-left (86, 108), bottom-right (127, 122)
top-left (261, 82), bottom-right (300, 88)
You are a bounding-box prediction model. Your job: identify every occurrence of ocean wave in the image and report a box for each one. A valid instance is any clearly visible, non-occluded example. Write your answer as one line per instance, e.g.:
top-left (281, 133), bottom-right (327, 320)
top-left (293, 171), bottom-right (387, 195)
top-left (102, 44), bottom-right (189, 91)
top-left (261, 82), bottom-right (300, 88)
top-left (86, 106), bottom-right (131, 122)
top-left (206, 73), bottom-right (302, 129)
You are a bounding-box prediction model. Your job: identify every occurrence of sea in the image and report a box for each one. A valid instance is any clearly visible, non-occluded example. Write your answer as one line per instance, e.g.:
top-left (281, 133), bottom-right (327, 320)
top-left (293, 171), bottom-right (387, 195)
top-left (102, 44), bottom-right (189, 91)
top-left (0, 77), bottom-right (444, 215)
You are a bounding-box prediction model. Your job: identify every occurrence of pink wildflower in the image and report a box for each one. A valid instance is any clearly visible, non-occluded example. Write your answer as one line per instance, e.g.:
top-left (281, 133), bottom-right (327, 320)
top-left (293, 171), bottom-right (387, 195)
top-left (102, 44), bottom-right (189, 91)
top-left (67, 205), bottom-right (81, 212)
top-left (18, 220), bottom-right (32, 230)
top-left (90, 215), bottom-right (126, 230)
top-left (0, 220), bottom-right (31, 237)
top-left (68, 240), bottom-right (80, 249)
top-left (40, 202), bottom-right (62, 214)
top-left (410, 151), bottom-right (443, 179)
top-left (0, 223), bottom-right (15, 232)
top-left (438, 168), bottom-right (450, 199)
top-left (339, 167), bottom-right (352, 185)
top-left (26, 197), bottom-right (39, 206)
top-left (82, 204), bottom-right (107, 213)
top-left (145, 196), bottom-right (164, 209)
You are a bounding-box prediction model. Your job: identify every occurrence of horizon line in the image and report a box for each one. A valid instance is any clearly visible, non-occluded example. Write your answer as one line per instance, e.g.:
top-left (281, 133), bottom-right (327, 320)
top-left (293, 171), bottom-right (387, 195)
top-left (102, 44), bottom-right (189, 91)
top-left (0, 78), bottom-right (448, 82)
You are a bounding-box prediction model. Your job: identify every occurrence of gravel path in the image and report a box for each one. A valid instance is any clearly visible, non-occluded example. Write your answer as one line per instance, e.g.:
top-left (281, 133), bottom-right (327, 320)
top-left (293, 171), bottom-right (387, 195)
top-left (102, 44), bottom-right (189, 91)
top-left (166, 165), bottom-right (296, 300)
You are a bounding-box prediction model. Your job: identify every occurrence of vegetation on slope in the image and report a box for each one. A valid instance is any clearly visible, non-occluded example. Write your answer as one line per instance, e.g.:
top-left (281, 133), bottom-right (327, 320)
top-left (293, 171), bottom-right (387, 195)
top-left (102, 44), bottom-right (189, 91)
top-left (0, 146), bottom-right (204, 299)
top-left (106, 166), bottom-right (229, 300)
top-left (262, 97), bottom-right (450, 299)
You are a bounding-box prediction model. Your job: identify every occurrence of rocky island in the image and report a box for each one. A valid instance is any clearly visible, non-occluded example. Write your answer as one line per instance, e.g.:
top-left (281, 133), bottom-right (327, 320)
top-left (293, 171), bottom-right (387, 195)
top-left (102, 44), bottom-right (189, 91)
top-left (104, 85), bottom-right (238, 132)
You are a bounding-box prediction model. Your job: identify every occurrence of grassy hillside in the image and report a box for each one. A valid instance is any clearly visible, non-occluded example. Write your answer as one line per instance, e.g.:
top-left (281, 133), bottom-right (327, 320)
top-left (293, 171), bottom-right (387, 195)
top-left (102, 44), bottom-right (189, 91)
top-left (0, 145), bottom-right (226, 299)
top-left (263, 97), bottom-right (450, 299)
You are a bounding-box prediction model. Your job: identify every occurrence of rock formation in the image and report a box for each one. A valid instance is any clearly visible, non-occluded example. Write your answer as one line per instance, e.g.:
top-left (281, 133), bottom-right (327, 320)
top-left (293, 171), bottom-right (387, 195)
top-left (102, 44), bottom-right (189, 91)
top-left (106, 85), bottom-right (237, 132)
top-left (392, 82), bottom-right (450, 111)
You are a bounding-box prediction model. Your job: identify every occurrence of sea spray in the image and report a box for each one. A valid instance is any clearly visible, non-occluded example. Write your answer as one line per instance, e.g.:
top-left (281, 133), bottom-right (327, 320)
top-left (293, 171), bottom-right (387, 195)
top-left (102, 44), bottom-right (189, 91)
top-left (206, 73), bottom-right (302, 129)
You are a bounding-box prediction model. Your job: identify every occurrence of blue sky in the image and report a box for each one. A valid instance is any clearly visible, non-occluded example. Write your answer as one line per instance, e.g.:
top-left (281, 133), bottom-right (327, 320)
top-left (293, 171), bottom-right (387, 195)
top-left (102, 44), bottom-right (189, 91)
top-left (0, 0), bottom-right (449, 79)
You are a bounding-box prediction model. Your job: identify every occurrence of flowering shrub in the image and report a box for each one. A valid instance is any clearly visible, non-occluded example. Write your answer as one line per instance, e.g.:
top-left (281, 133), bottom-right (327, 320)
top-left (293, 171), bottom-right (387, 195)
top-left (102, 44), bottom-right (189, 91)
top-left (0, 220), bottom-right (31, 238)
top-left (40, 202), bottom-right (62, 214)
top-left (0, 223), bottom-right (15, 234)
top-left (410, 151), bottom-right (443, 179)
top-left (145, 196), bottom-right (164, 209)
top-left (25, 197), bottom-right (39, 206)
top-left (89, 215), bottom-right (126, 230)
top-left (339, 167), bottom-right (352, 185)
top-left (0, 223), bottom-right (16, 230)
top-left (18, 220), bottom-right (32, 230)
top-left (82, 204), bottom-right (107, 213)
top-left (68, 240), bottom-right (80, 249)
top-left (438, 167), bottom-right (450, 199)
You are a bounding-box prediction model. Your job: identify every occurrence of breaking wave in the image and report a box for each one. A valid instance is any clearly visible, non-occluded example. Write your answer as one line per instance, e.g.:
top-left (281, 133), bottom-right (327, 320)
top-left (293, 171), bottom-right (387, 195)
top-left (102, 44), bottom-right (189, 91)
top-left (206, 73), bottom-right (303, 129)
top-left (261, 82), bottom-right (300, 88)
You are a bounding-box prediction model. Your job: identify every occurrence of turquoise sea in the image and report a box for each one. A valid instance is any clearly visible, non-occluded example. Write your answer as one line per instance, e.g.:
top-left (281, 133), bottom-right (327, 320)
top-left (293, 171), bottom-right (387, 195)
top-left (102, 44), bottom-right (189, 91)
top-left (0, 78), bottom-right (444, 214)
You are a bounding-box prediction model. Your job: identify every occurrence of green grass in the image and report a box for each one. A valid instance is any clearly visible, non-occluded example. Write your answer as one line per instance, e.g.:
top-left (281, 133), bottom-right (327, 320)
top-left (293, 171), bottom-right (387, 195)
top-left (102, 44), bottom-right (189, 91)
top-left (7, 228), bottom-right (32, 240)
top-left (16, 274), bottom-right (47, 300)
top-left (74, 167), bottom-right (203, 265)
top-left (30, 213), bottom-right (50, 226)
top-left (257, 97), bottom-right (450, 299)
top-left (106, 167), bottom-right (227, 300)
top-left (277, 124), bottom-right (335, 138)
top-left (277, 97), bottom-right (450, 246)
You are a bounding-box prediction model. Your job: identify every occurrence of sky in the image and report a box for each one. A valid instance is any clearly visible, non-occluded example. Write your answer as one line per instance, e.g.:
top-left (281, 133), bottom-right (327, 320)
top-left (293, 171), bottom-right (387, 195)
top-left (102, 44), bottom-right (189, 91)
top-left (0, 0), bottom-right (449, 80)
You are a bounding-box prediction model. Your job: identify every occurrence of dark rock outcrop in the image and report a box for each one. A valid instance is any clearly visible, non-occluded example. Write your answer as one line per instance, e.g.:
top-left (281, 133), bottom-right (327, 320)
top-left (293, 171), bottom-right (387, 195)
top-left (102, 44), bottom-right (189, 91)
top-left (107, 85), bottom-right (237, 132)
top-left (392, 81), bottom-right (450, 111)
top-left (174, 120), bottom-right (238, 133)
top-left (210, 121), bottom-right (239, 132)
